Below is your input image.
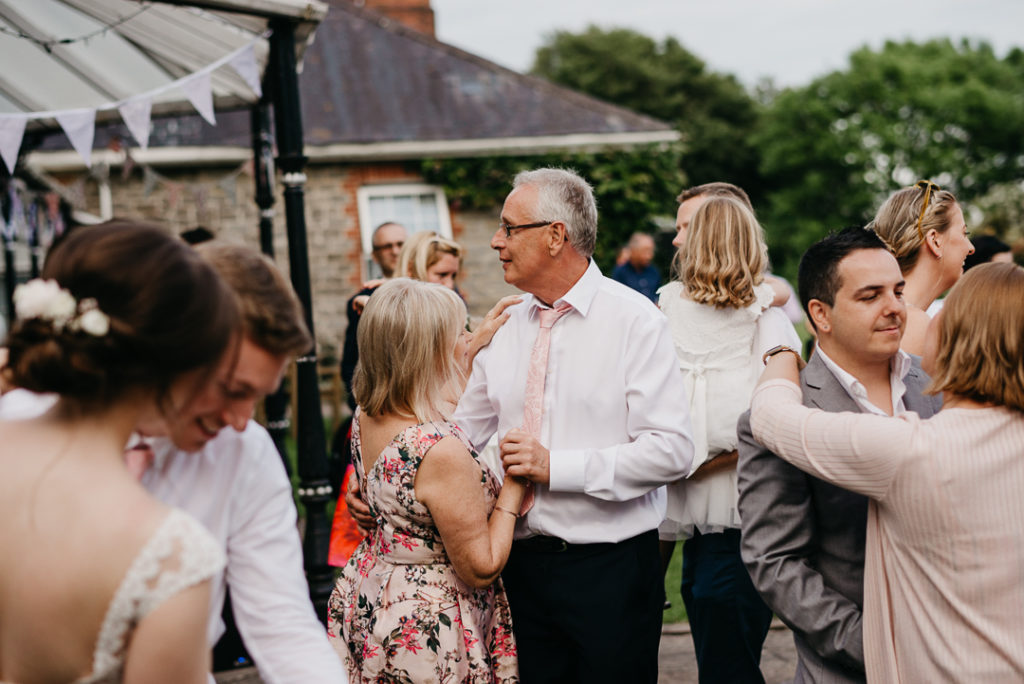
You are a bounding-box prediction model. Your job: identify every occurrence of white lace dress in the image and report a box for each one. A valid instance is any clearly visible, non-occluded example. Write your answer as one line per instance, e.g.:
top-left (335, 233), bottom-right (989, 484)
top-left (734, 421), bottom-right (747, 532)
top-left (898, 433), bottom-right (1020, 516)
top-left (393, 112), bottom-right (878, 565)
top-left (658, 281), bottom-right (781, 540)
top-left (75, 509), bottom-right (225, 683)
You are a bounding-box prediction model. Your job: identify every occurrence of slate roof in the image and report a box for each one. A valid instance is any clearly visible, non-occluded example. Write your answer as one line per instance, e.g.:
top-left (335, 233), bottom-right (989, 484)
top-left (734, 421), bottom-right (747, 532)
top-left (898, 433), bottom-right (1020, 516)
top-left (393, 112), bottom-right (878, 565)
top-left (37, 0), bottom-right (673, 155)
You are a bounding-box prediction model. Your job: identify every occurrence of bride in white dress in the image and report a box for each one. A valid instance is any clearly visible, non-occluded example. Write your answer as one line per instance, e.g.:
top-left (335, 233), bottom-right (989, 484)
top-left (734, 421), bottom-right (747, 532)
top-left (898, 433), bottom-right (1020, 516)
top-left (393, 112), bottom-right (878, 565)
top-left (0, 220), bottom-right (239, 684)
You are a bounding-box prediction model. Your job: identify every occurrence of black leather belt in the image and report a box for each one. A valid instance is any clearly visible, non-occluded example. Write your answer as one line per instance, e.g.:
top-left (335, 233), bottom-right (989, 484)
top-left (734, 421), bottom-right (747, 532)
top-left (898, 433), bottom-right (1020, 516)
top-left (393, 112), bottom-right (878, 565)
top-left (513, 535), bottom-right (617, 553)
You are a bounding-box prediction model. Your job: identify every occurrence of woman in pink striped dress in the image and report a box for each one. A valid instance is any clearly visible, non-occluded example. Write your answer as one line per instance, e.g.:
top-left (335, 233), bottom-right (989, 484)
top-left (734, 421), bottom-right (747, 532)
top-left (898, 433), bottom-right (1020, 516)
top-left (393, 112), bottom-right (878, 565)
top-left (751, 262), bottom-right (1024, 682)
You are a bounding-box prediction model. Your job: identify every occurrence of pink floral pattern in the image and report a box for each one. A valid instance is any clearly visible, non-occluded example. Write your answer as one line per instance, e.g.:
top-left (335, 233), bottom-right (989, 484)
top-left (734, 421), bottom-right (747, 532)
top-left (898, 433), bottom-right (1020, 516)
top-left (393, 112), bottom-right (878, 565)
top-left (327, 414), bottom-right (519, 683)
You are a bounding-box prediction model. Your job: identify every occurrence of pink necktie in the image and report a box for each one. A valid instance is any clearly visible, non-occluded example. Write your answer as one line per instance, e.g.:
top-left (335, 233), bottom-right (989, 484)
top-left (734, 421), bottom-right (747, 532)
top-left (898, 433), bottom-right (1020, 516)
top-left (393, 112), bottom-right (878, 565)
top-left (125, 443), bottom-right (155, 481)
top-left (519, 302), bottom-right (573, 514)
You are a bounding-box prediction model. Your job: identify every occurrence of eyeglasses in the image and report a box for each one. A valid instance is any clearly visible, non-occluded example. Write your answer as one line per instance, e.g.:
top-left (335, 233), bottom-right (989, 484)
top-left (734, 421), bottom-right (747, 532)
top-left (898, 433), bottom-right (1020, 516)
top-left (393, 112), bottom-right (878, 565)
top-left (372, 240), bottom-right (404, 252)
top-left (498, 220), bottom-right (553, 238)
top-left (914, 180), bottom-right (940, 242)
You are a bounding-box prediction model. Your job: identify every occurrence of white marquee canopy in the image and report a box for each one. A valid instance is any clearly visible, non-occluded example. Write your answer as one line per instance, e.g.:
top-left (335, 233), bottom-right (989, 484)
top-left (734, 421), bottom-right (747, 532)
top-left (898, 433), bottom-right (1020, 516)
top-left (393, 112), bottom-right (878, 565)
top-left (0, 0), bottom-right (326, 168)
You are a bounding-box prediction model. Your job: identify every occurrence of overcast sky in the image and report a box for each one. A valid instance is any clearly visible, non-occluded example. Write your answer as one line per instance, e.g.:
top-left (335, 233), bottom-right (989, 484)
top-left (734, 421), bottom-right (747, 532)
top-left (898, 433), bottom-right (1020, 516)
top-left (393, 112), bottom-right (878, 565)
top-left (429, 0), bottom-right (1024, 88)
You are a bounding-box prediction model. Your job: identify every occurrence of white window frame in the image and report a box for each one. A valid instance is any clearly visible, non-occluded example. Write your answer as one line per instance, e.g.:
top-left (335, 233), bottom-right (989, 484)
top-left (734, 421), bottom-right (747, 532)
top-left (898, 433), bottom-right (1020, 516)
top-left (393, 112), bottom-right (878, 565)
top-left (356, 183), bottom-right (453, 280)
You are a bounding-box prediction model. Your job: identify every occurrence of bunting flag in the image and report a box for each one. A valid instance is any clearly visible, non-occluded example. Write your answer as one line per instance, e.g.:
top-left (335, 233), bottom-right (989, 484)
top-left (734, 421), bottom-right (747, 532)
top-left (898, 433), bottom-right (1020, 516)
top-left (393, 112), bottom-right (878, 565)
top-left (67, 178), bottom-right (87, 209)
top-left (44, 191), bottom-right (61, 221)
top-left (0, 116), bottom-right (27, 174)
top-left (91, 161), bottom-right (110, 183)
top-left (181, 70), bottom-right (216, 126)
top-left (2, 184), bottom-right (21, 242)
top-left (191, 184), bottom-right (209, 218)
top-left (142, 166), bottom-right (158, 197)
top-left (0, 34), bottom-right (266, 169)
top-left (121, 148), bottom-right (136, 180)
top-left (166, 181), bottom-right (182, 211)
top-left (118, 97), bottom-right (153, 150)
top-left (218, 173), bottom-right (238, 206)
top-left (229, 43), bottom-right (263, 98)
top-left (55, 108), bottom-right (96, 167)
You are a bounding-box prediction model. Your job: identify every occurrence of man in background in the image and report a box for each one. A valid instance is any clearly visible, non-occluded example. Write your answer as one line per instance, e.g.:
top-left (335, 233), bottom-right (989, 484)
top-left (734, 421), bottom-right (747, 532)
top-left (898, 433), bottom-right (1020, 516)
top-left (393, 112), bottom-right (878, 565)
top-left (611, 231), bottom-right (659, 302)
top-left (341, 221), bottom-right (407, 408)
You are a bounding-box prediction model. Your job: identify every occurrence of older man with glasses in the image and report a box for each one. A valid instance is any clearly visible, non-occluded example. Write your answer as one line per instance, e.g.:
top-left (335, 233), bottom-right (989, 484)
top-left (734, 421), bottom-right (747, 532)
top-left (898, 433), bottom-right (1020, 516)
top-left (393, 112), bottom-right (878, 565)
top-left (454, 167), bottom-right (694, 683)
top-left (368, 221), bottom-right (406, 279)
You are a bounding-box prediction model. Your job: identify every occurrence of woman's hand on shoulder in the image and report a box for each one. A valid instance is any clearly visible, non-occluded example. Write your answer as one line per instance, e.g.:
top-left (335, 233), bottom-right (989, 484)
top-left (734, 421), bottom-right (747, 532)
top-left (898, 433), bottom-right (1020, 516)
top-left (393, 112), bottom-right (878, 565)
top-left (351, 294), bottom-right (371, 315)
top-left (469, 296), bottom-right (521, 354)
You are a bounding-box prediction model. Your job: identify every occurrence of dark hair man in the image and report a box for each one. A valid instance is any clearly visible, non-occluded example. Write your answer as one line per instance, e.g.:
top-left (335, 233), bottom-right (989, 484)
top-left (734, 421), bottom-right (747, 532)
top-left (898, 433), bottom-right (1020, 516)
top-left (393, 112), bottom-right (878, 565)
top-left (737, 227), bottom-right (942, 683)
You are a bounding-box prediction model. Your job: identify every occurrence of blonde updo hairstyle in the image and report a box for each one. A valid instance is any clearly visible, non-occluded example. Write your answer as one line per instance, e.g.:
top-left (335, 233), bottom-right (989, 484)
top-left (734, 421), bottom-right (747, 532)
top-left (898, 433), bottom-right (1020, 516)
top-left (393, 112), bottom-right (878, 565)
top-left (397, 231), bottom-right (463, 284)
top-left (925, 261), bottom-right (1024, 411)
top-left (353, 278), bottom-right (466, 422)
top-left (678, 196), bottom-right (768, 309)
top-left (868, 183), bottom-right (959, 274)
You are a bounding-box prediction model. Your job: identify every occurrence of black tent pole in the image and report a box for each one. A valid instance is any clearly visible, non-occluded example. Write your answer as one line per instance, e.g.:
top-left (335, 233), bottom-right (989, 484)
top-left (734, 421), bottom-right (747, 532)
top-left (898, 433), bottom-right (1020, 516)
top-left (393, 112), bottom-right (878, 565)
top-left (250, 99), bottom-right (292, 476)
top-left (268, 18), bottom-right (334, 623)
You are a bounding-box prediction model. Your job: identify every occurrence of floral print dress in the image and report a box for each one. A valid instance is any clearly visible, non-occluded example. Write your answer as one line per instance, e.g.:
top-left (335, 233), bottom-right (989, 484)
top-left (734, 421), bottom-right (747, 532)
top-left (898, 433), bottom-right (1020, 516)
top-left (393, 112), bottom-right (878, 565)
top-left (327, 412), bottom-right (518, 683)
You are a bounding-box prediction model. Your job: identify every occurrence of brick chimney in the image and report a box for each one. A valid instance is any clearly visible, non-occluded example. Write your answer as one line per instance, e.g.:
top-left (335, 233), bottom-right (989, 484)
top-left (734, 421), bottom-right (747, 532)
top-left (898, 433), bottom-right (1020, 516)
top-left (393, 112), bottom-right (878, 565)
top-left (355, 0), bottom-right (435, 37)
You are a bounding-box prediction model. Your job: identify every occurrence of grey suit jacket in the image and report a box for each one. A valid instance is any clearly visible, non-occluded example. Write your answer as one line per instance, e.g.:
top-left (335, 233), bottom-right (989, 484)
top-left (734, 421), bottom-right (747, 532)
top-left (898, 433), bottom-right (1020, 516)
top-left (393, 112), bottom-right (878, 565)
top-left (736, 351), bottom-right (941, 684)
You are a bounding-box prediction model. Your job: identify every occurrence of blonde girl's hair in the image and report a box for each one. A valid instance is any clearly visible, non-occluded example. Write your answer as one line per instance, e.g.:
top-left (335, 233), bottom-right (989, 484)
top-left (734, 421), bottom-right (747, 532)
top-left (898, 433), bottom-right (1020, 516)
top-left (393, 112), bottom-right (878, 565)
top-left (397, 231), bottom-right (464, 283)
top-left (678, 196), bottom-right (767, 309)
top-left (925, 261), bottom-right (1024, 411)
top-left (353, 278), bottom-right (466, 421)
top-left (867, 182), bottom-right (959, 274)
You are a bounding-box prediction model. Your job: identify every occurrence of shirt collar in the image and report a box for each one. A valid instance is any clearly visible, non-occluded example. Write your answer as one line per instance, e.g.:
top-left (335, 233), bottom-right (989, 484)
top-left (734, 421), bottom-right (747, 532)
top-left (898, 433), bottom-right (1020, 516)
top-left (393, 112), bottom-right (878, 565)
top-left (816, 346), bottom-right (912, 415)
top-left (527, 259), bottom-right (602, 319)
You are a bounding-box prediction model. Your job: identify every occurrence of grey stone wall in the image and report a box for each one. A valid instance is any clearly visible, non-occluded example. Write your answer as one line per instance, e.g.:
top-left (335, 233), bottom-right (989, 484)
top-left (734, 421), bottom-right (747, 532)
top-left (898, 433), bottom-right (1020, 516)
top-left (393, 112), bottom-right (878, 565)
top-left (53, 161), bottom-right (519, 354)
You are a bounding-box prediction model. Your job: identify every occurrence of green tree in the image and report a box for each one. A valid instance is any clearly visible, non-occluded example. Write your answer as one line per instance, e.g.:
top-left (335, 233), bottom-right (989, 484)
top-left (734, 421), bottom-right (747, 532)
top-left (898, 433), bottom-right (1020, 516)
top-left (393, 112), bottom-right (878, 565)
top-left (971, 181), bottom-right (1024, 247)
top-left (755, 39), bottom-right (1024, 277)
top-left (530, 26), bottom-right (762, 200)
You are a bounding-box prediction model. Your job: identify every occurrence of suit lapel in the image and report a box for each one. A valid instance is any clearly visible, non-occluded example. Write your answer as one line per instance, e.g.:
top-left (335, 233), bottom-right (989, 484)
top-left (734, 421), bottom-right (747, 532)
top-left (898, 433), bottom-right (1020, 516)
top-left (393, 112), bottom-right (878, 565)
top-left (800, 351), bottom-right (863, 414)
top-left (803, 349), bottom-right (941, 418)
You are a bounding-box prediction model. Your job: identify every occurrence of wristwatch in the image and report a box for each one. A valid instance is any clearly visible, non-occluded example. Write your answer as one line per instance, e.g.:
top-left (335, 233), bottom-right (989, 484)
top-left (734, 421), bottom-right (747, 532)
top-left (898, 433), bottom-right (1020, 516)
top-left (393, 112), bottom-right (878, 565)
top-left (762, 344), bottom-right (803, 367)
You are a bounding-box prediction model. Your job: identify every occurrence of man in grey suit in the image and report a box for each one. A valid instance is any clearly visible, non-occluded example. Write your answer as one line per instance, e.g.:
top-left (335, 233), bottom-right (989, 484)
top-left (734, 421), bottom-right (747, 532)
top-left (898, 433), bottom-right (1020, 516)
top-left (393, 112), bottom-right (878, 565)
top-left (737, 227), bottom-right (943, 683)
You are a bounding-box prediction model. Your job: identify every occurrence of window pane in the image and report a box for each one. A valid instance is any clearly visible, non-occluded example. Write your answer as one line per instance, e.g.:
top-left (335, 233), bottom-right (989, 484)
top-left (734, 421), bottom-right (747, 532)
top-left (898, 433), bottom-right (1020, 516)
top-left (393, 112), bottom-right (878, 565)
top-left (367, 193), bottom-right (439, 235)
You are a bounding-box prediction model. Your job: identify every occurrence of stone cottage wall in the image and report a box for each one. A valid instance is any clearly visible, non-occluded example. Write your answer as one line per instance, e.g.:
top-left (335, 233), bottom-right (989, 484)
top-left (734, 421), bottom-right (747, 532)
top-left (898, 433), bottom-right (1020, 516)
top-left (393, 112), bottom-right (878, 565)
top-left (54, 160), bottom-right (517, 356)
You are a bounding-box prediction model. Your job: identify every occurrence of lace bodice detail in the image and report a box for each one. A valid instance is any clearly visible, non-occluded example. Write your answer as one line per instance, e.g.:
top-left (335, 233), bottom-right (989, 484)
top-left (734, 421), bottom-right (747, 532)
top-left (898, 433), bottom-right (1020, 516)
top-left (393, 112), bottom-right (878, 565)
top-left (79, 509), bottom-right (225, 684)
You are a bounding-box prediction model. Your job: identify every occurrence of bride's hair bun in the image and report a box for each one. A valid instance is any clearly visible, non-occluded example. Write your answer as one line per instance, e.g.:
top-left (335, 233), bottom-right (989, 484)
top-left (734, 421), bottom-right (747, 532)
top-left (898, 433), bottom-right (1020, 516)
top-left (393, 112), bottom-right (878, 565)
top-left (3, 219), bottom-right (239, 409)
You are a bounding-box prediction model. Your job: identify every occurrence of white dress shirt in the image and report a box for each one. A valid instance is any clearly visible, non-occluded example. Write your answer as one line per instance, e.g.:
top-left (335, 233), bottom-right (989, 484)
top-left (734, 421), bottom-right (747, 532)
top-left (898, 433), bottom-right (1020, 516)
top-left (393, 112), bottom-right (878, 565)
top-left (454, 260), bottom-right (694, 544)
top-left (0, 390), bottom-right (346, 684)
top-left (144, 425), bottom-right (346, 684)
top-left (816, 346), bottom-right (912, 417)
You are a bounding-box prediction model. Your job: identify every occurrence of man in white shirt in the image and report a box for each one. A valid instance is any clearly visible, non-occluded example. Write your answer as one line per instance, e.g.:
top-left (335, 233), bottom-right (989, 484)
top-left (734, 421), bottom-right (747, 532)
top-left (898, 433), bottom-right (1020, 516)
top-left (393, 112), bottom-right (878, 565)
top-left (736, 227), bottom-right (942, 684)
top-left (454, 168), bottom-right (694, 683)
top-left (0, 242), bottom-right (346, 684)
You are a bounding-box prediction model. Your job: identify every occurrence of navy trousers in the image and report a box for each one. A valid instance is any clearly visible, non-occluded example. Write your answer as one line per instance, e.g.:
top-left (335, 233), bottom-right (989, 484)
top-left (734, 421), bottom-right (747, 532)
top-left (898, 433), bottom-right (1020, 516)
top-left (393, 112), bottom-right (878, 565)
top-left (502, 529), bottom-right (663, 684)
top-left (681, 528), bottom-right (773, 684)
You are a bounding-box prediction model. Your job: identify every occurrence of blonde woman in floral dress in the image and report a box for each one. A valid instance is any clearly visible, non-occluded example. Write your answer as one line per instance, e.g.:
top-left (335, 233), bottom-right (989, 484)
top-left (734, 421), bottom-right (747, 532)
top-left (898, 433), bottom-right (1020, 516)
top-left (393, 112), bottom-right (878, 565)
top-left (327, 278), bottom-right (524, 683)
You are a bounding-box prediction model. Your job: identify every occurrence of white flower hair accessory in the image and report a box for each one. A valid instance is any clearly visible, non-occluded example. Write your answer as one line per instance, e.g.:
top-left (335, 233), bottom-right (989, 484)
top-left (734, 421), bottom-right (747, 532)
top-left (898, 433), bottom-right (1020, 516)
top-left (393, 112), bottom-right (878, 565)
top-left (72, 299), bottom-right (111, 337)
top-left (12, 279), bottom-right (111, 337)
